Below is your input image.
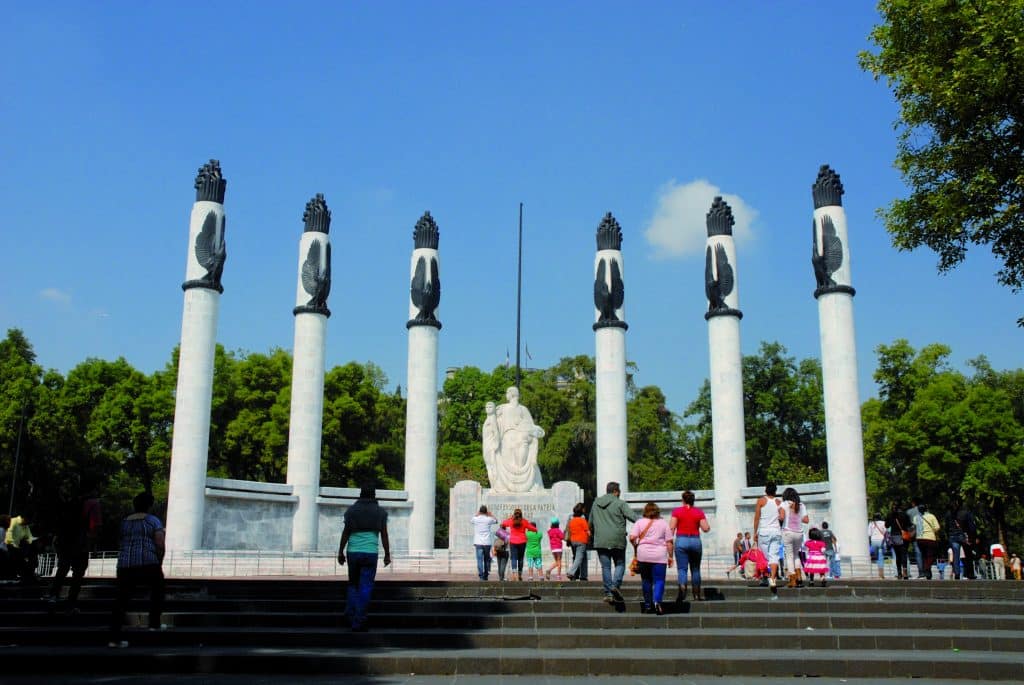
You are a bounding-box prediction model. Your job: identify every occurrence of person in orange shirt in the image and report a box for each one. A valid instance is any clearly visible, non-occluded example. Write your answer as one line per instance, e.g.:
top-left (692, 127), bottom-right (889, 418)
top-left (565, 503), bottom-right (591, 581)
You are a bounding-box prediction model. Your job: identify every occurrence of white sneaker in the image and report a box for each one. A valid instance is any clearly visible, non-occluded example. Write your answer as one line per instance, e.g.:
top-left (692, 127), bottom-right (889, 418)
top-left (108, 640), bottom-right (129, 649)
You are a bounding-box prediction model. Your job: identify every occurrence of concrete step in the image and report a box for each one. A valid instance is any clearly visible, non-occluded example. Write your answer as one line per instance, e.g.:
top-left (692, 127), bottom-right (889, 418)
top-left (5, 625), bottom-right (1024, 652)
top-left (8, 595), bottom-right (1024, 618)
top-left (6, 606), bottom-right (1024, 632)
top-left (4, 578), bottom-right (1020, 679)
top-left (10, 578), bottom-right (1022, 598)
top-left (0, 646), bottom-right (1021, 679)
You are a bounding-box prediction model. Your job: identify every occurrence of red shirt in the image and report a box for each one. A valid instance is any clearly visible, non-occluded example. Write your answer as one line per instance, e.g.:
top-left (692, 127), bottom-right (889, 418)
top-left (671, 505), bottom-right (706, 535)
top-left (501, 518), bottom-right (537, 544)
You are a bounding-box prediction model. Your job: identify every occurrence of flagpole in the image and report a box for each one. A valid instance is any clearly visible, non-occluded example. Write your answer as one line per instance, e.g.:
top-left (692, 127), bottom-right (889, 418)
top-left (515, 202), bottom-right (523, 389)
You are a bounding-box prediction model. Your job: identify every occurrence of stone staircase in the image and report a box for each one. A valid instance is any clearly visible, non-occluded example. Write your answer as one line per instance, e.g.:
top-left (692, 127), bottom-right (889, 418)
top-left (2, 577), bottom-right (1023, 679)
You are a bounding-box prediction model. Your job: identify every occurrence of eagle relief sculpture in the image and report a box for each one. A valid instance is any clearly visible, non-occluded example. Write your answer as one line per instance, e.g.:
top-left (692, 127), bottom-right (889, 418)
top-left (593, 211), bottom-right (627, 330)
top-left (704, 243), bottom-right (734, 313)
top-left (193, 210), bottom-right (227, 292)
top-left (301, 239), bottom-right (332, 314)
top-left (293, 193), bottom-right (332, 316)
top-left (408, 211), bottom-right (441, 329)
top-left (811, 215), bottom-right (843, 294)
top-left (410, 255), bottom-right (440, 326)
top-left (703, 196), bottom-right (741, 319)
top-left (593, 257), bottom-right (624, 326)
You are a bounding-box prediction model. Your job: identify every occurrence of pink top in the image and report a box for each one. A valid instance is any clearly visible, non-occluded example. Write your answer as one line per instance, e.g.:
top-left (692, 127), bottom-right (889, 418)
top-left (630, 517), bottom-right (672, 564)
top-left (547, 526), bottom-right (564, 550)
top-left (803, 539), bottom-right (827, 555)
top-left (782, 502), bottom-right (807, 533)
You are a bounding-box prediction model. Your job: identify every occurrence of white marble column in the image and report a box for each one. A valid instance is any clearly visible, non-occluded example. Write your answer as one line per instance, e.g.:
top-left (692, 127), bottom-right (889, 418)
top-left (286, 194), bottom-right (332, 552)
top-left (404, 212), bottom-right (442, 554)
top-left (703, 197), bottom-right (748, 555)
top-left (593, 213), bottom-right (629, 494)
top-left (811, 165), bottom-right (869, 573)
top-left (166, 160), bottom-right (227, 553)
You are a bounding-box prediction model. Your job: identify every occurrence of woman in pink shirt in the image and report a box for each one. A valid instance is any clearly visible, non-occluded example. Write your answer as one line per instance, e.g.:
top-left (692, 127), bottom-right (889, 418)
top-left (629, 502), bottom-right (674, 615)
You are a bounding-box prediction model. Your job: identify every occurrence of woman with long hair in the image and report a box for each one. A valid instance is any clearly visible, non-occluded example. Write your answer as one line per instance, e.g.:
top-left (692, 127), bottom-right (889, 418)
top-left (500, 508), bottom-right (537, 581)
top-left (781, 487), bottom-right (808, 588)
top-left (668, 490), bottom-right (711, 601)
top-left (885, 502), bottom-right (912, 580)
top-left (629, 502), bottom-right (673, 614)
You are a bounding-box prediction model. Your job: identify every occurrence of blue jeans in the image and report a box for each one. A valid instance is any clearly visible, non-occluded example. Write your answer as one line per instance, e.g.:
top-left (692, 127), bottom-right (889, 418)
top-left (596, 547), bottom-right (626, 595)
top-left (825, 551), bottom-right (841, 578)
top-left (568, 542), bottom-right (588, 579)
top-left (344, 552), bottom-right (378, 629)
top-left (475, 544), bottom-right (492, 580)
top-left (496, 553), bottom-right (509, 580)
top-left (950, 538), bottom-right (974, 578)
top-left (674, 535), bottom-right (703, 587)
top-left (639, 561), bottom-right (667, 608)
top-left (913, 541), bottom-right (924, 577)
top-left (509, 543), bottom-right (526, 578)
top-left (871, 542), bottom-right (886, 572)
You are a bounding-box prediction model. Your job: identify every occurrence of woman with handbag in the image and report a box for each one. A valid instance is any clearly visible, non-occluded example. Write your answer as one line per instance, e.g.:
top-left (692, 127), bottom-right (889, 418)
top-left (629, 502), bottom-right (673, 614)
top-left (668, 490), bottom-right (711, 602)
top-left (885, 503), bottom-right (913, 580)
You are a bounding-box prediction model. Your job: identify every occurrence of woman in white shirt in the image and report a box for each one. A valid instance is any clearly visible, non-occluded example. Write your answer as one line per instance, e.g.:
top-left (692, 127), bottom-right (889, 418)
top-left (868, 513), bottom-right (888, 579)
top-left (781, 487), bottom-right (809, 588)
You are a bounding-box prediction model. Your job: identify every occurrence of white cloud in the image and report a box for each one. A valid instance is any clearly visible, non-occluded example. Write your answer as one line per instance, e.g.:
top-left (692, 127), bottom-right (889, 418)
top-left (39, 288), bottom-right (72, 305)
top-left (643, 179), bottom-right (757, 259)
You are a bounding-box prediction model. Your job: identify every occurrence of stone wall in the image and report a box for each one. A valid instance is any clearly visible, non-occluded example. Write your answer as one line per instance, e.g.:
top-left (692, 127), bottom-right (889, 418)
top-left (200, 477), bottom-right (412, 554)
top-left (448, 480), bottom-right (583, 552)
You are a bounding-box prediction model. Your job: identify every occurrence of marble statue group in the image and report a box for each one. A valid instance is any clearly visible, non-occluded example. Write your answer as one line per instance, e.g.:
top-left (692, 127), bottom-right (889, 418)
top-left (482, 387), bottom-right (546, 493)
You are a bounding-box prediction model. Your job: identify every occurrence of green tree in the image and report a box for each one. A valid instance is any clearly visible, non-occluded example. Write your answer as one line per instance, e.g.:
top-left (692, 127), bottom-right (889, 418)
top-left (863, 339), bottom-right (1024, 551)
top-left (628, 385), bottom-right (709, 492)
top-left (684, 342), bottom-right (826, 487)
top-left (321, 361), bottom-right (405, 489)
top-left (215, 348), bottom-right (293, 482)
top-left (0, 329), bottom-right (43, 514)
top-left (85, 362), bottom-right (170, 494)
top-left (860, 0), bottom-right (1024, 325)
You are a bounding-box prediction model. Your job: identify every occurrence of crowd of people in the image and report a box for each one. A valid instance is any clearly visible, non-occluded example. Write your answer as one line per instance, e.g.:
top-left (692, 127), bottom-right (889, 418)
top-left (472, 482), bottom-right (718, 613)
top-left (472, 482), bottom-right (1022, 614)
top-left (869, 500), bottom-right (1021, 580)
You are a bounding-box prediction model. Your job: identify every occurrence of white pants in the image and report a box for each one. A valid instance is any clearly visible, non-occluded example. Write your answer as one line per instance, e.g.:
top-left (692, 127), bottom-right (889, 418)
top-left (782, 530), bottom-right (803, 572)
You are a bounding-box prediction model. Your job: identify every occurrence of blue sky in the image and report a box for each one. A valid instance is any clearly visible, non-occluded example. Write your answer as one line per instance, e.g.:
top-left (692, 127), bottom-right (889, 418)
top-left (1, 2), bottom-right (1020, 416)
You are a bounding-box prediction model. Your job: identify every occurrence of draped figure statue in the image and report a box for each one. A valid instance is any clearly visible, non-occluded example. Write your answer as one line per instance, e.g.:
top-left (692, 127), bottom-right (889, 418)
top-left (482, 387), bottom-right (545, 493)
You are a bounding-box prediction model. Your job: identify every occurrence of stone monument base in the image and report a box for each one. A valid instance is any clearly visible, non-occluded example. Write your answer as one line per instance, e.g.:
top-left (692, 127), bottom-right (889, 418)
top-left (448, 480), bottom-right (583, 552)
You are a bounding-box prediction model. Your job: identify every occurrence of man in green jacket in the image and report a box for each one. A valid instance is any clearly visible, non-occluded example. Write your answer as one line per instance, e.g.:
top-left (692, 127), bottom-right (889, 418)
top-left (590, 481), bottom-right (638, 602)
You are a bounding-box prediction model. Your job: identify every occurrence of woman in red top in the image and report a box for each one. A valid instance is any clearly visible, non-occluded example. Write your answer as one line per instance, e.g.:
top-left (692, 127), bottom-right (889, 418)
top-left (668, 491), bottom-right (711, 601)
top-left (501, 508), bottom-right (537, 581)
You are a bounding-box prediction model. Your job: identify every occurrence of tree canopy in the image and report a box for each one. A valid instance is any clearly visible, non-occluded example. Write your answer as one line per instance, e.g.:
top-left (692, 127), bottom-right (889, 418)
top-left (860, 0), bottom-right (1024, 324)
top-left (862, 340), bottom-right (1024, 549)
